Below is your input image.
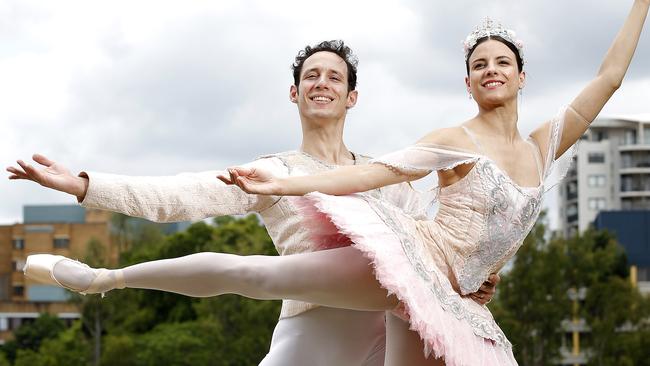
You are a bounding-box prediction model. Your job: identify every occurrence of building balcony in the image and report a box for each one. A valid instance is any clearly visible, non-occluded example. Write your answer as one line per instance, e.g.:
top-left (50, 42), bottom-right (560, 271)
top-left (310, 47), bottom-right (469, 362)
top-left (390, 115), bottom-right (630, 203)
top-left (567, 167), bottom-right (578, 179)
top-left (620, 191), bottom-right (650, 198)
top-left (558, 347), bottom-right (590, 365)
top-left (561, 318), bottom-right (590, 332)
top-left (620, 167), bottom-right (650, 174)
top-left (567, 214), bottom-right (579, 223)
top-left (619, 144), bottom-right (650, 152)
top-left (639, 281), bottom-right (650, 295)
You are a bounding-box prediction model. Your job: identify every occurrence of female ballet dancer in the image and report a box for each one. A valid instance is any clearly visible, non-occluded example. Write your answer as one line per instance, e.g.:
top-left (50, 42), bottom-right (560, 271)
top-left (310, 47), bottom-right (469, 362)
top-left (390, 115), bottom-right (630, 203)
top-left (19, 1), bottom-right (649, 365)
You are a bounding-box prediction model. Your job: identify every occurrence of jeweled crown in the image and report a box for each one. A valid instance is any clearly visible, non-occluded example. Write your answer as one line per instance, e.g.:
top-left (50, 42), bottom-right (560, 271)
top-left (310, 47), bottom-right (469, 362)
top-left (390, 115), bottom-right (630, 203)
top-left (463, 18), bottom-right (524, 62)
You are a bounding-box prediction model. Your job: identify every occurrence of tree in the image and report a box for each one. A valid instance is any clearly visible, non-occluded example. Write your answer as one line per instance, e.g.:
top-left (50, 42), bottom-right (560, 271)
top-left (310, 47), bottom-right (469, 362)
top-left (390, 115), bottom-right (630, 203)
top-left (0, 353), bottom-right (9, 366)
top-left (490, 216), bottom-right (570, 365)
top-left (2, 313), bottom-right (66, 363)
top-left (493, 219), bottom-right (650, 366)
top-left (69, 237), bottom-right (111, 366)
top-left (102, 216), bottom-right (280, 365)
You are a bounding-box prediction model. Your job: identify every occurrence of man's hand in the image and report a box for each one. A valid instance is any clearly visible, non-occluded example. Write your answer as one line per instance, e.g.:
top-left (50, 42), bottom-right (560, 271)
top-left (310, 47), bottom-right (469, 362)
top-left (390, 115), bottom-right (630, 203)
top-left (469, 273), bottom-right (500, 305)
top-left (6, 154), bottom-right (89, 200)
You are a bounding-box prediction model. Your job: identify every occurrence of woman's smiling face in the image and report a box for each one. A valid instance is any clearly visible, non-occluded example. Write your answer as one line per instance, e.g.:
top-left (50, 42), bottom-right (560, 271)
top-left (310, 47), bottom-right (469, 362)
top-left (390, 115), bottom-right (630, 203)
top-left (465, 39), bottom-right (525, 106)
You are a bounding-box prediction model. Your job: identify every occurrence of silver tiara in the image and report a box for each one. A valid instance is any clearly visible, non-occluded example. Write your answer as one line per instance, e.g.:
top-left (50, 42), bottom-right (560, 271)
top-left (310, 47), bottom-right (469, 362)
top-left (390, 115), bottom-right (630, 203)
top-left (462, 18), bottom-right (524, 62)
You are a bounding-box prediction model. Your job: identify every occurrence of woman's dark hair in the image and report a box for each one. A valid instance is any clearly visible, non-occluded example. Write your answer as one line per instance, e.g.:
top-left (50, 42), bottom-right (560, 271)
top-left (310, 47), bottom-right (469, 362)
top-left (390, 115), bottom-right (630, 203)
top-left (465, 36), bottom-right (524, 75)
top-left (292, 40), bottom-right (358, 92)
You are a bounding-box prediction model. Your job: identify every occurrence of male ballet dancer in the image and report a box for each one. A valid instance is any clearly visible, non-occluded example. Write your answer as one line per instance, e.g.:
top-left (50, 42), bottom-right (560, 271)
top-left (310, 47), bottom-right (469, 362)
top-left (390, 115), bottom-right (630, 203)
top-left (8, 40), bottom-right (498, 366)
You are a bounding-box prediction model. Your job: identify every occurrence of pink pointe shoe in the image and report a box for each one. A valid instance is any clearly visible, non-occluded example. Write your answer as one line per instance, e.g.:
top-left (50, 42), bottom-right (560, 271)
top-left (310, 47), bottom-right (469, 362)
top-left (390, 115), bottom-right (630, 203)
top-left (24, 254), bottom-right (125, 297)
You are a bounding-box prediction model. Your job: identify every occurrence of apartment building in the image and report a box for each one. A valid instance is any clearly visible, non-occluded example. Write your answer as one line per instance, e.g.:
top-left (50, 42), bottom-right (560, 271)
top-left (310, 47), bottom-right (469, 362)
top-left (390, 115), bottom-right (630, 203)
top-left (558, 114), bottom-right (650, 237)
top-left (0, 205), bottom-right (116, 344)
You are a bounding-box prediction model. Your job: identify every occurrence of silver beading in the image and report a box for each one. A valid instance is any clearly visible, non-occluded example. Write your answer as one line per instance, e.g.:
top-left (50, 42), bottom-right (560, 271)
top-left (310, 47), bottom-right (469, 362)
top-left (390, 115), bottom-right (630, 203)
top-left (463, 18), bottom-right (524, 62)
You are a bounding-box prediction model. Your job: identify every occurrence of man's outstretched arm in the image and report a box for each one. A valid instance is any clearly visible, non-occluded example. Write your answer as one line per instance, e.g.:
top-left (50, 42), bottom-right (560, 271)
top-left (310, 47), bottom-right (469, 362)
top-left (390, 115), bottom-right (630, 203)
top-left (7, 154), bottom-right (284, 222)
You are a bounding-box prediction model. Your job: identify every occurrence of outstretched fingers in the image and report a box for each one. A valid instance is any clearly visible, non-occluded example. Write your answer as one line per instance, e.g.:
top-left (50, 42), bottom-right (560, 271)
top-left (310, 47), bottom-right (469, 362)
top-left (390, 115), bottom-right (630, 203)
top-left (6, 165), bottom-right (29, 180)
top-left (16, 160), bottom-right (43, 183)
top-left (32, 153), bottom-right (55, 167)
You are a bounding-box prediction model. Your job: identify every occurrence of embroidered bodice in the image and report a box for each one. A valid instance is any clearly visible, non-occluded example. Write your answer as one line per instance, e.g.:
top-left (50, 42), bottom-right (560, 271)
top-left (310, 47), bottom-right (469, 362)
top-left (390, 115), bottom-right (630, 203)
top-left (370, 108), bottom-right (574, 295)
top-left (435, 157), bottom-right (543, 294)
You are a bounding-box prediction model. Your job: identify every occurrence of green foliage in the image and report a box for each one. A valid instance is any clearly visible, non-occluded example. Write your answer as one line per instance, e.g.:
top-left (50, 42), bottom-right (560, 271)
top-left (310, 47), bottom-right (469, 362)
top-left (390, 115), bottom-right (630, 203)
top-left (101, 321), bottom-right (225, 366)
top-left (2, 313), bottom-right (66, 362)
top-left (36, 321), bottom-right (91, 366)
top-left (10, 320), bottom-right (89, 366)
top-left (4, 215), bottom-right (279, 366)
top-left (14, 349), bottom-right (43, 366)
top-left (490, 216), bottom-right (569, 364)
top-left (0, 353), bottom-right (9, 366)
top-left (99, 215), bottom-right (279, 365)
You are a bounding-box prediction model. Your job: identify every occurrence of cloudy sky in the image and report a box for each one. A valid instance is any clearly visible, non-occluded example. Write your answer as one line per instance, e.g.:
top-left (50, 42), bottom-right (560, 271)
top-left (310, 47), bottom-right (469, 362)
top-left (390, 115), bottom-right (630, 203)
top-left (1, 0), bottom-right (649, 227)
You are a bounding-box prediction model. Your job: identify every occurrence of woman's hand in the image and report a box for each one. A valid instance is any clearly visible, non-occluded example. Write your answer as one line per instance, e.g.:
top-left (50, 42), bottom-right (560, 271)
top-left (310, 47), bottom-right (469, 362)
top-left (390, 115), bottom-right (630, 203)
top-left (217, 166), bottom-right (283, 195)
top-left (469, 273), bottom-right (500, 305)
top-left (6, 154), bottom-right (89, 199)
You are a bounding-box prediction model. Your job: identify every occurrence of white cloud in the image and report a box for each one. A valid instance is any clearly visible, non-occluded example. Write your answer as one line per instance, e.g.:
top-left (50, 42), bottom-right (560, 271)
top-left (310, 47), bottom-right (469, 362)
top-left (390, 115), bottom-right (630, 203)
top-left (2, 0), bottom-right (649, 227)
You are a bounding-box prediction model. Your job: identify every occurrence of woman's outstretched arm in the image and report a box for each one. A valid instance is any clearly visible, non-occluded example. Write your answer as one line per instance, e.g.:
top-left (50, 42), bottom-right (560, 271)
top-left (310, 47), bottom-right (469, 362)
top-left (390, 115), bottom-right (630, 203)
top-left (219, 160), bottom-right (428, 196)
top-left (532, 0), bottom-right (649, 158)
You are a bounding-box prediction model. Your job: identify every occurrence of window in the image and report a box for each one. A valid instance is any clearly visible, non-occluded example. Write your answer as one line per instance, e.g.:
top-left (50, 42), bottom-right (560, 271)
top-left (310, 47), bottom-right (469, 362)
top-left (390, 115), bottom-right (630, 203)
top-left (567, 205), bottom-right (578, 216)
top-left (638, 267), bottom-right (650, 281)
top-left (624, 130), bottom-right (637, 145)
top-left (588, 197), bottom-right (606, 210)
top-left (53, 237), bottom-right (70, 249)
top-left (588, 152), bottom-right (605, 163)
top-left (13, 286), bottom-right (24, 297)
top-left (12, 238), bottom-right (24, 250)
top-left (587, 175), bottom-right (606, 187)
top-left (0, 275), bottom-right (9, 301)
top-left (594, 131), bottom-right (608, 142)
top-left (11, 260), bottom-right (25, 272)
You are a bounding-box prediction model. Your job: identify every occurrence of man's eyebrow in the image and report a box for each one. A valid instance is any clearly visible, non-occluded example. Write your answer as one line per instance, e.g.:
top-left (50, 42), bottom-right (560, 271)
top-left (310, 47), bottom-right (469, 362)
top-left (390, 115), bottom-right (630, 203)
top-left (302, 67), bottom-right (320, 76)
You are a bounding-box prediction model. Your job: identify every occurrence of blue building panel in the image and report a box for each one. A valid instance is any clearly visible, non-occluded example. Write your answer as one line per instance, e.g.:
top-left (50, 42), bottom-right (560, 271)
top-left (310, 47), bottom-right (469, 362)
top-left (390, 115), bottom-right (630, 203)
top-left (594, 210), bottom-right (650, 267)
top-left (24, 205), bottom-right (86, 224)
top-left (27, 285), bottom-right (70, 302)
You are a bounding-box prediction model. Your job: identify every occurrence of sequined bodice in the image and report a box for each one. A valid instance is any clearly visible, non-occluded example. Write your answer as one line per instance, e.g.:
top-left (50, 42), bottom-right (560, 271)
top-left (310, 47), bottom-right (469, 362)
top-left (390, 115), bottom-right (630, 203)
top-left (435, 158), bottom-right (543, 294)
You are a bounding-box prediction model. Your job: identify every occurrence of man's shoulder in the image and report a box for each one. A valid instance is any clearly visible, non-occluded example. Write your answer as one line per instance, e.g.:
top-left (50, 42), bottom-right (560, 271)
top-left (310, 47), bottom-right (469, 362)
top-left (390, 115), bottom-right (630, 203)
top-left (256, 150), bottom-right (301, 160)
top-left (254, 150), bottom-right (375, 174)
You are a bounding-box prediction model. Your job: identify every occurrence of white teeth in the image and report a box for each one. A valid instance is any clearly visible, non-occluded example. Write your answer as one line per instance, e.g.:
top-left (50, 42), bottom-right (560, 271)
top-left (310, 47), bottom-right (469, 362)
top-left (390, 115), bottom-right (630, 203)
top-left (484, 82), bottom-right (503, 88)
top-left (312, 96), bottom-right (332, 102)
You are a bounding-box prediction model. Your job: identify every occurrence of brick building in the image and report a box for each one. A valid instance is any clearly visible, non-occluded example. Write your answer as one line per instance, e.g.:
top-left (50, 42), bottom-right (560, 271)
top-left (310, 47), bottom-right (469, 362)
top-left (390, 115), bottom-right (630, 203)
top-left (0, 205), bottom-right (116, 344)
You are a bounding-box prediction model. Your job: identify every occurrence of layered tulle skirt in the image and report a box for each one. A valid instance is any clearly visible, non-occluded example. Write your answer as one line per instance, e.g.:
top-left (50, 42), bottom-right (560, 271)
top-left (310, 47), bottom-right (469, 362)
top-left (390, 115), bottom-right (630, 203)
top-left (296, 192), bottom-right (518, 366)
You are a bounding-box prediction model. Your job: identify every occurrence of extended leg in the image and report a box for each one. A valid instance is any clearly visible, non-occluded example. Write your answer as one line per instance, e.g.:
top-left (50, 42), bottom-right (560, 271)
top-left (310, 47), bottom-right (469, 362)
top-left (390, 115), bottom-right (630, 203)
top-left (39, 247), bottom-right (397, 311)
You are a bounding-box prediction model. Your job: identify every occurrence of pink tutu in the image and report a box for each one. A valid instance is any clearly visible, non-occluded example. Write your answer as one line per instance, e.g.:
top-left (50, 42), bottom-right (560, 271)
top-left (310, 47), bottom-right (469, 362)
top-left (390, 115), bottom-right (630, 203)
top-left (296, 191), bottom-right (518, 366)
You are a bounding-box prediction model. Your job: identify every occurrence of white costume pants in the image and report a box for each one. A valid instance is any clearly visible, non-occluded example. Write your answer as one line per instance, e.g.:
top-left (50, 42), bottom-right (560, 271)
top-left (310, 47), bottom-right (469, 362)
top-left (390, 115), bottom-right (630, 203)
top-left (259, 307), bottom-right (386, 366)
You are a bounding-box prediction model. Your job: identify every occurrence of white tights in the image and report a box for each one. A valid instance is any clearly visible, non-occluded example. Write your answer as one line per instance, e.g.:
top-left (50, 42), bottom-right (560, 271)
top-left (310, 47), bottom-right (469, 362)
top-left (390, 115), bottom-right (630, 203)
top-left (121, 247), bottom-right (398, 311)
top-left (54, 247), bottom-right (445, 364)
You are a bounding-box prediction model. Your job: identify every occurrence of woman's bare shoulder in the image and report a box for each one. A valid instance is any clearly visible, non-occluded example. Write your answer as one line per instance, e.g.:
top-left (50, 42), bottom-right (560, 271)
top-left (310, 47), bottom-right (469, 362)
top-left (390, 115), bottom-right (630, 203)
top-left (416, 125), bottom-right (476, 152)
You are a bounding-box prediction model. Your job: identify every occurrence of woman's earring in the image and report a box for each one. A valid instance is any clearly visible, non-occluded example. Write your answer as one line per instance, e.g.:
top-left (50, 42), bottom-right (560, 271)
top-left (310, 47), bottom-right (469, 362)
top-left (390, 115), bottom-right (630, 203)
top-left (468, 91), bottom-right (473, 100)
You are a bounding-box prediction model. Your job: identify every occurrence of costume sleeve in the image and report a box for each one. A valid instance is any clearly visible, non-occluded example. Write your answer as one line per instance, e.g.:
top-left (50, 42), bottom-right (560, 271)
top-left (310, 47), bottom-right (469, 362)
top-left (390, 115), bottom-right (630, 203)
top-left (378, 183), bottom-right (437, 220)
top-left (539, 106), bottom-right (579, 192)
top-left (369, 145), bottom-right (479, 216)
top-left (370, 144), bottom-right (480, 177)
top-left (79, 157), bottom-right (288, 222)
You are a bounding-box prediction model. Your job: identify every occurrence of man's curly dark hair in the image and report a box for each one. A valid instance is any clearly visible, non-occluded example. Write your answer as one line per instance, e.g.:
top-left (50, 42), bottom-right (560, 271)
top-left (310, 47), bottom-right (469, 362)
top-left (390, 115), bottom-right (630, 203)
top-left (292, 40), bottom-right (358, 92)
